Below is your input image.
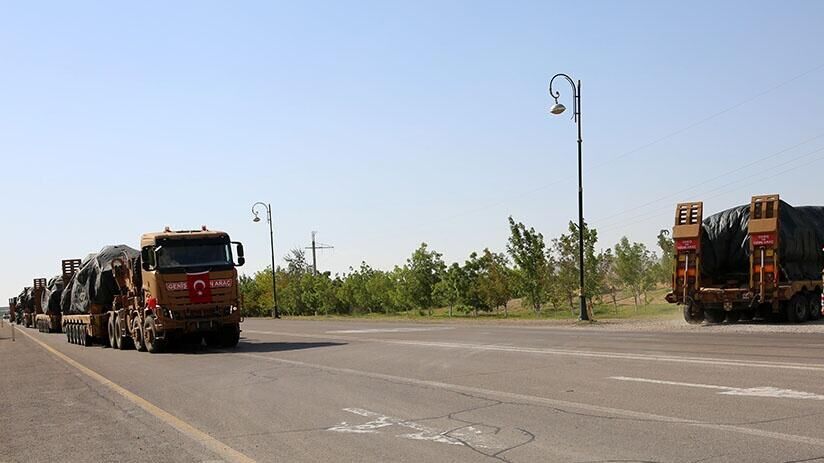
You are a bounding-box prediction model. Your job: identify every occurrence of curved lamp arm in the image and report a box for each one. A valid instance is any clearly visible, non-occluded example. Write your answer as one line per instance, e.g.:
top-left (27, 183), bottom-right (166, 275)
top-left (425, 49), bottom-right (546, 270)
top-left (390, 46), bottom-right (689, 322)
top-left (549, 73), bottom-right (579, 122)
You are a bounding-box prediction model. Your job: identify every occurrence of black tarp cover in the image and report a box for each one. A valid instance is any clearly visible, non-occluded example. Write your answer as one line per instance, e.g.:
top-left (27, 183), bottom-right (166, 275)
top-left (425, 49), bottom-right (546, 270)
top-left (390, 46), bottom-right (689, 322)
top-left (41, 275), bottom-right (64, 315)
top-left (700, 201), bottom-right (824, 282)
top-left (65, 246), bottom-right (139, 314)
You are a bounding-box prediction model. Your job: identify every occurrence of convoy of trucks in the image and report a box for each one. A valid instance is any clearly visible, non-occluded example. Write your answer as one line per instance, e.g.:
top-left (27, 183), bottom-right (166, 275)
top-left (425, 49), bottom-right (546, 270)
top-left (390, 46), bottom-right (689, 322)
top-left (667, 194), bottom-right (824, 324)
top-left (9, 226), bottom-right (245, 353)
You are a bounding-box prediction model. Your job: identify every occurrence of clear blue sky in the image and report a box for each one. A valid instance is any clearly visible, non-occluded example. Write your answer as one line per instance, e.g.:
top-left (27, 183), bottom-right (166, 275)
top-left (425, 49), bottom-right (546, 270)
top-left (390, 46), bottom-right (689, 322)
top-left (2, 1), bottom-right (824, 299)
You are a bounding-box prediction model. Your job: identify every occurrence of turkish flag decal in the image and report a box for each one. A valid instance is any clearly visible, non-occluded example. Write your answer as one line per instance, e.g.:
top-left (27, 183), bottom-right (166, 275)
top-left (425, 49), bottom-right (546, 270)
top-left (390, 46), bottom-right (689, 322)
top-left (187, 272), bottom-right (213, 304)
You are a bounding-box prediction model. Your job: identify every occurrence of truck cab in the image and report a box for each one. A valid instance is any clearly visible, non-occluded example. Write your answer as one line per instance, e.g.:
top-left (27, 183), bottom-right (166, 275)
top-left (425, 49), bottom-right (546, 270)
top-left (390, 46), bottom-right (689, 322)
top-left (134, 226), bottom-right (245, 351)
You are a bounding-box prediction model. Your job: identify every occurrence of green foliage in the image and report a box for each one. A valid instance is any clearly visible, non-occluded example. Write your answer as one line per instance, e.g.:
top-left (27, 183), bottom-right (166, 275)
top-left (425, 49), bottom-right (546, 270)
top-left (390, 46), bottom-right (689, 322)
top-left (237, 219), bottom-right (665, 319)
top-left (613, 237), bottom-right (658, 309)
top-left (507, 217), bottom-right (550, 313)
top-left (405, 243), bottom-right (446, 315)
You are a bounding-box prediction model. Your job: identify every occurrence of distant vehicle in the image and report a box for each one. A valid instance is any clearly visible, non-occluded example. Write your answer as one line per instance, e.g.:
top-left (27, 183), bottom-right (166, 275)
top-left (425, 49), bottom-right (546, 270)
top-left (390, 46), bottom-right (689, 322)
top-left (62, 227), bottom-right (245, 353)
top-left (667, 194), bottom-right (823, 324)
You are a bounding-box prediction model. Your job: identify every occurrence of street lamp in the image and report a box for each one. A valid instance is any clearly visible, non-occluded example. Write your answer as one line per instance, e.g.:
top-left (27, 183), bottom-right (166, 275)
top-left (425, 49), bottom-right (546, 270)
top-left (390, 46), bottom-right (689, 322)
top-left (252, 202), bottom-right (280, 319)
top-left (549, 73), bottom-right (589, 321)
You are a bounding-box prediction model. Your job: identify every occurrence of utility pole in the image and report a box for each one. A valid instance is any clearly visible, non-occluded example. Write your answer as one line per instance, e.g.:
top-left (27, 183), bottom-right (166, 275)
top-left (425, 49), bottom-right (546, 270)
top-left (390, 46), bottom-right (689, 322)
top-left (305, 231), bottom-right (334, 275)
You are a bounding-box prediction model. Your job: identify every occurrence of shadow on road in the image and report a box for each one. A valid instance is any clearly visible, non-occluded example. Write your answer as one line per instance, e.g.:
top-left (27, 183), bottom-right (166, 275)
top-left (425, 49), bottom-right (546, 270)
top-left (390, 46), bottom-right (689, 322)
top-left (235, 340), bottom-right (346, 353)
top-left (159, 339), bottom-right (346, 355)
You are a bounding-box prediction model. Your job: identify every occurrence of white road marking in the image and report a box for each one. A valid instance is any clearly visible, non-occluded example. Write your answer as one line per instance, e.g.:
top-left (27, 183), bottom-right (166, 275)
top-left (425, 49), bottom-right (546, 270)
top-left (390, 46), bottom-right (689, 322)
top-left (328, 408), bottom-right (463, 445)
top-left (326, 327), bottom-right (454, 334)
top-left (244, 329), bottom-right (824, 372)
top-left (610, 376), bottom-right (824, 400)
top-left (233, 351), bottom-right (824, 448)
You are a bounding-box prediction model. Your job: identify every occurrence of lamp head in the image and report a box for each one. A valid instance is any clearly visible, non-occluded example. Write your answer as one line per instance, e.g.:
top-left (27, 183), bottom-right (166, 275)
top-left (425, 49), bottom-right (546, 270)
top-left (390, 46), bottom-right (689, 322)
top-left (550, 102), bottom-right (566, 115)
top-left (252, 212), bottom-right (261, 223)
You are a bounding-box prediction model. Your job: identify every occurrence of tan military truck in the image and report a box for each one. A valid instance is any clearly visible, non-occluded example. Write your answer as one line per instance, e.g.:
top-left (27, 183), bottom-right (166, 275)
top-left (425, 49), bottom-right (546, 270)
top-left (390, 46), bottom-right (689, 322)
top-left (63, 227), bottom-right (245, 352)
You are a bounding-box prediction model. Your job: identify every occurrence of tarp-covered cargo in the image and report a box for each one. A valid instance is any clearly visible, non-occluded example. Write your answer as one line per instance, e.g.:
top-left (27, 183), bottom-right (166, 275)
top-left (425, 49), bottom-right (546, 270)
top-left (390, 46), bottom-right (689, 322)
top-left (65, 246), bottom-right (139, 314)
top-left (41, 275), bottom-right (64, 315)
top-left (701, 201), bottom-right (824, 282)
top-left (17, 287), bottom-right (33, 312)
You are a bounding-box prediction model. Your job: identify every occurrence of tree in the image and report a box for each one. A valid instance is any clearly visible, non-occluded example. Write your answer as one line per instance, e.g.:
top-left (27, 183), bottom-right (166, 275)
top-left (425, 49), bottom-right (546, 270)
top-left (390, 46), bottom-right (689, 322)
top-left (614, 237), bottom-right (657, 310)
top-left (656, 229), bottom-right (675, 285)
top-left (507, 217), bottom-right (549, 314)
top-left (405, 243), bottom-right (446, 315)
top-left (551, 221), bottom-right (606, 317)
top-left (478, 249), bottom-right (512, 317)
top-left (433, 263), bottom-right (467, 317)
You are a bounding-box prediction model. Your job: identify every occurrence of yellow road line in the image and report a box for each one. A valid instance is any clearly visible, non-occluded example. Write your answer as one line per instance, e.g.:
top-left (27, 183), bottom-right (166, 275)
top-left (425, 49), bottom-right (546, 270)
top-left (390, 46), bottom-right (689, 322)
top-left (17, 327), bottom-right (255, 463)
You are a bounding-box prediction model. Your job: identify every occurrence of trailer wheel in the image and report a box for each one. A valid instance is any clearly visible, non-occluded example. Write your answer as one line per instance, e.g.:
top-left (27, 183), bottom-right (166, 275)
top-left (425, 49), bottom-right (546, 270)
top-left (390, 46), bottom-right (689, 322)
top-left (725, 311), bottom-right (741, 323)
top-left (787, 294), bottom-right (809, 323)
top-left (144, 315), bottom-right (166, 354)
top-left (683, 301), bottom-right (704, 325)
top-left (80, 327), bottom-right (89, 347)
top-left (133, 318), bottom-right (146, 352)
top-left (71, 324), bottom-right (79, 344)
top-left (65, 325), bottom-right (71, 344)
top-left (808, 293), bottom-right (822, 321)
top-left (704, 309), bottom-right (725, 324)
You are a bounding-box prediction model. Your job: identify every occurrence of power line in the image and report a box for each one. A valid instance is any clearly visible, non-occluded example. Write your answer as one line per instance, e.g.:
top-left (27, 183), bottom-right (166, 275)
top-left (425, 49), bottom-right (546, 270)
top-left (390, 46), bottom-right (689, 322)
top-left (305, 231), bottom-right (334, 275)
top-left (595, 144), bottom-right (824, 233)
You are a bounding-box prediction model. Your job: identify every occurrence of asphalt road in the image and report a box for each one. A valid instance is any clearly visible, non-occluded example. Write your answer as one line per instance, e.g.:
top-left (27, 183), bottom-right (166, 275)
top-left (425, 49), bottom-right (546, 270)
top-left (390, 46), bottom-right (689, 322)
top-left (4, 318), bottom-right (824, 463)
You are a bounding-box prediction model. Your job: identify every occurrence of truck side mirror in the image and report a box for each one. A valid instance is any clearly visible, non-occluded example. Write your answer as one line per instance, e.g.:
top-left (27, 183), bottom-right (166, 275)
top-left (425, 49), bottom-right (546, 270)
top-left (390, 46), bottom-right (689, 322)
top-left (233, 242), bottom-right (245, 267)
top-left (141, 247), bottom-right (156, 271)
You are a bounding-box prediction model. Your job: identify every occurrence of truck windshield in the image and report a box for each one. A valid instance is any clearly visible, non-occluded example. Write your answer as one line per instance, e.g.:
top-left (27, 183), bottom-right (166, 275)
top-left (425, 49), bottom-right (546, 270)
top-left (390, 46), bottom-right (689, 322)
top-left (156, 242), bottom-right (232, 270)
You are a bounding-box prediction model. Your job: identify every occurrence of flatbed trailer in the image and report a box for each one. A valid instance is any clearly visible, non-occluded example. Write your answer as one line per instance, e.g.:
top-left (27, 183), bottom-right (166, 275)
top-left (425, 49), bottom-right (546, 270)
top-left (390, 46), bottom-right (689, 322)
top-left (36, 259), bottom-right (81, 333)
top-left (8, 298), bottom-right (18, 324)
top-left (668, 194), bottom-right (822, 323)
top-left (22, 280), bottom-right (46, 328)
top-left (62, 311), bottom-right (109, 346)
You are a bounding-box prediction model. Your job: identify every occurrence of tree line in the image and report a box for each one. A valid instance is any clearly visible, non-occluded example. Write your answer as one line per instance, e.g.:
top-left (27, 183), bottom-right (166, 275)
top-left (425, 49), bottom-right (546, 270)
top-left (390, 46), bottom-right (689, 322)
top-left (239, 217), bottom-right (674, 317)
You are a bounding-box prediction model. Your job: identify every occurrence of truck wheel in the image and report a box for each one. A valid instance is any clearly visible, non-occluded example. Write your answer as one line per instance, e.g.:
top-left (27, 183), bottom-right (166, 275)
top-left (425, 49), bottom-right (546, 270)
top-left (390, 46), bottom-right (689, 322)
top-left (683, 301), bottom-right (704, 325)
top-left (143, 315), bottom-right (166, 354)
top-left (65, 326), bottom-right (71, 344)
top-left (204, 332), bottom-right (221, 348)
top-left (107, 316), bottom-right (117, 349)
top-left (787, 295), bottom-right (809, 323)
top-left (725, 311), bottom-right (741, 323)
top-left (808, 293), bottom-right (822, 321)
top-left (133, 318), bottom-right (146, 352)
top-left (115, 314), bottom-right (133, 350)
top-left (80, 327), bottom-right (89, 347)
top-left (704, 309), bottom-right (725, 324)
top-left (219, 324), bottom-right (240, 348)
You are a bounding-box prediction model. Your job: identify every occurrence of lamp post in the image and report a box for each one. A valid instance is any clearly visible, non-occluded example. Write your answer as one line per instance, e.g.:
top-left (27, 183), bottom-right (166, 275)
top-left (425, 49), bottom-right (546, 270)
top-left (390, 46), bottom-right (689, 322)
top-left (549, 73), bottom-right (589, 321)
top-left (252, 202), bottom-right (280, 319)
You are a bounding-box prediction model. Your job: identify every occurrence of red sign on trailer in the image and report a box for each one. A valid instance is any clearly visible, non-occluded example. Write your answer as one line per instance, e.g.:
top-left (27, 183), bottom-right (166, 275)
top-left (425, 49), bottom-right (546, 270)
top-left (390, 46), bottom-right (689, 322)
top-left (751, 233), bottom-right (776, 247)
top-left (675, 239), bottom-right (698, 251)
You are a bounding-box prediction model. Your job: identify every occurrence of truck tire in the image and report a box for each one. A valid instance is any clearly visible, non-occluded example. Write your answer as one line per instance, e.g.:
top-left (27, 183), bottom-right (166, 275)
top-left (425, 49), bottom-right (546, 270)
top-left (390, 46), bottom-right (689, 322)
top-left (204, 331), bottom-right (221, 348)
top-left (65, 325), bottom-right (71, 344)
top-left (808, 293), bottom-right (822, 321)
top-left (133, 318), bottom-right (146, 352)
top-left (683, 301), bottom-right (704, 325)
top-left (108, 316), bottom-right (118, 349)
top-left (114, 314), bottom-right (133, 350)
top-left (704, 309), bottom-right (725, 324)
top-left (725, 311), bottom-right (741, 323)
top-left (219, 324), bottom-right (240, 348)
top-left (143, 315), bottom-right (166, 354)
top-left (787, 294), bottom-right (809, 323)
top-left (80, 327), bottom-right (89, 347)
